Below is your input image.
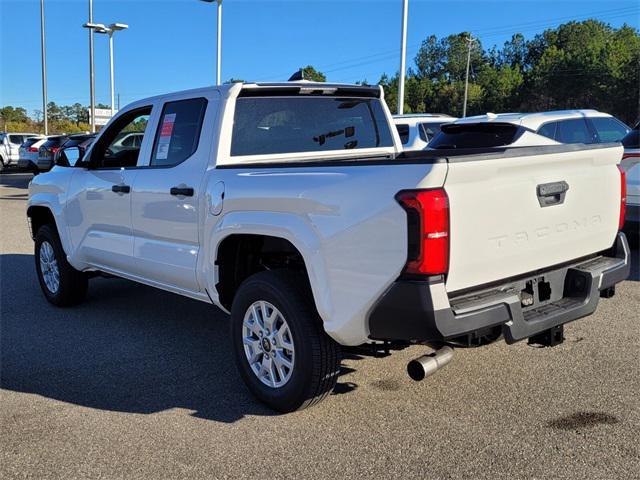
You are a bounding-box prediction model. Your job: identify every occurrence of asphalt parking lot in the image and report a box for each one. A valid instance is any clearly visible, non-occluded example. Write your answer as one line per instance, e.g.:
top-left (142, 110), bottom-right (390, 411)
top-left (1, 171), bottom-right (639, 479)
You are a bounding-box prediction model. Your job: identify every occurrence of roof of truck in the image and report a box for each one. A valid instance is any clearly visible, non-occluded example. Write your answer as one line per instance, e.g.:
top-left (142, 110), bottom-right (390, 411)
top-left (123, 82), bottom-right (383, 110)
top-left (454, 110), bottom-right (614, 130)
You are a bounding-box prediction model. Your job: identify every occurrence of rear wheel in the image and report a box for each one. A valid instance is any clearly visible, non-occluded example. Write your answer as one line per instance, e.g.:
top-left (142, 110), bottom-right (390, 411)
top-left (231, 270), bottom-right (341, 412)
top-left (35, 224), bottom-right (88, 306)
top-left (0, 157), bottom-right (5, 172)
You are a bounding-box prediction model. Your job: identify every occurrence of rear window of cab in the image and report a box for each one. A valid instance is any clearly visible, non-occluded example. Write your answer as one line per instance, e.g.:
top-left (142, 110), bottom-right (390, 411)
top-left (230, 96), bottom-right (394, 157)
top-left (428, 123), bottom-right (519, 149)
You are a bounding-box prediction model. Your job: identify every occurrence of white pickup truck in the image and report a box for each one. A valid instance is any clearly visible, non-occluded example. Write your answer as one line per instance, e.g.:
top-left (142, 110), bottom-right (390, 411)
top-left (27, 82), bottom-right (630, 412)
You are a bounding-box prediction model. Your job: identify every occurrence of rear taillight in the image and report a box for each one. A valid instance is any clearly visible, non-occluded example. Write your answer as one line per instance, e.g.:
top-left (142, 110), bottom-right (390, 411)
top-left (618, 164), bottom-right (626, 230)
top-left (28, 147), bottom-right (38, 152)
top-left (396, 188), bottom-right (450, 276)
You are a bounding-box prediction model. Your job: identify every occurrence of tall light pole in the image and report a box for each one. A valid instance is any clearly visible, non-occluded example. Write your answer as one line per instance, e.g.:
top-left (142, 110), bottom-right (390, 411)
top-left (84, 23), bottom-right (128, 118)
top-left (200, 0), bottom-right (222, 85)
top-left (462, 35), bottom-right (475, 118)
top-left (397, 0), bottom-right (408, 115)
top-left (88, 0), bottom-right (96, 132)
top-left (39, 0), bottom-right (48, 134)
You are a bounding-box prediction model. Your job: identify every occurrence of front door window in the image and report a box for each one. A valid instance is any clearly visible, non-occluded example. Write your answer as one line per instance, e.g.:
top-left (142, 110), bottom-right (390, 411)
top-left (90, 108), bottom-right (151, 168)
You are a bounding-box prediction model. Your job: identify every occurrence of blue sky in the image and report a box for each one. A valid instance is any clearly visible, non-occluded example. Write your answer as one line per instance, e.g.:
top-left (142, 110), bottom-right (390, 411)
top-left (1, 0), bottom-right (639, 115)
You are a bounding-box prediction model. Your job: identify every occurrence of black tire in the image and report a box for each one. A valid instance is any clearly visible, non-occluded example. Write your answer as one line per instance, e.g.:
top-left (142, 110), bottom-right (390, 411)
top-left (0, 157), bottom-right (5, 172)
top-left (34, 224), bottom-right (88, 306)
top-left (230, 270), bottom-right (341, 412)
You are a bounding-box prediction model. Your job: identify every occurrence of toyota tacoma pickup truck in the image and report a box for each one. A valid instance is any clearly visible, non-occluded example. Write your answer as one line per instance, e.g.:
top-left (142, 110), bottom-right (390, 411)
top-left (27, 81), bottom-right (630, 412)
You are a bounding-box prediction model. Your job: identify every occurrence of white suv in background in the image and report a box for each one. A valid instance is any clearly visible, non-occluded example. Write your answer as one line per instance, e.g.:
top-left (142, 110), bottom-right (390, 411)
top-left (393, 114), bottom-right (457, 151)
top-left (18, 136), bottom-right (48, 171)
top-left (0, 132), bottom-right (40, 171)
top-left (454, 110), bottom-right (629, 145)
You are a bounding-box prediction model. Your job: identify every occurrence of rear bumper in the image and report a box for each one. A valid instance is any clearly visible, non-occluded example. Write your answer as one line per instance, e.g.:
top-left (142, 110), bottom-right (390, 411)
top-left (18, 159), bottom-right (37, 170)
top-left (368, 232), bottom-right (631, 344)
top-left (37, 159), bottom-right (53, 171)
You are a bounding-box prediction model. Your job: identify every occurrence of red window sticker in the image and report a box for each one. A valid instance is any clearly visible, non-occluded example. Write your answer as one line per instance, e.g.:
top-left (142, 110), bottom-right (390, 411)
top-left (160, 114), bottom-right (176, 136)
top-left (156, 113), bottom-right (177, 160)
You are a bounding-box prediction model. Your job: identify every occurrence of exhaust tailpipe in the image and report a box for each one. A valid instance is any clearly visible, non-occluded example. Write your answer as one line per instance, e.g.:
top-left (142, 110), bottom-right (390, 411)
top-left (407, 346), bottom-right (454, 381)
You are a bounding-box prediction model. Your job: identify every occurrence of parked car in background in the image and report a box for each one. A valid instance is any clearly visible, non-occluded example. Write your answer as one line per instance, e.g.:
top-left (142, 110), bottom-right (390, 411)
top-left (452, 110), bottom-right (629, 145)
top-left (18, 136), bottom-right (47, 172)
top-left (0, 132), bottom-right (39, 171)
top-left (37, 135), bottom-right (69, 172)
top-left (111, 132), bottom-right (144, 153)
top-left (53, 134), bottom-right (96, 167)
top-left (621, 123), bottom-right (639, 241)
top-left (393, 114), bottom-right (456, 151)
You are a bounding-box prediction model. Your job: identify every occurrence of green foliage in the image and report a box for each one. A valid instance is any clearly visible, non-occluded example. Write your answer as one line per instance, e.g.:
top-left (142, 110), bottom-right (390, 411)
top-left (0, 106), bottom-right (29, 123)
top-left (301, 65), bottom-right (326, 82)
top-left (1, 101), bottom-right (92, 134)
top-left (381, 20), bottom-right (639, 124)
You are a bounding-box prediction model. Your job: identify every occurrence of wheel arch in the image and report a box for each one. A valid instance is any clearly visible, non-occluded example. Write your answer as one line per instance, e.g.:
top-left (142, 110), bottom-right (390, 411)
top-left (26, 204), bottom-right (72, 258)
top-left (205, 212), bottom-right (332, 323)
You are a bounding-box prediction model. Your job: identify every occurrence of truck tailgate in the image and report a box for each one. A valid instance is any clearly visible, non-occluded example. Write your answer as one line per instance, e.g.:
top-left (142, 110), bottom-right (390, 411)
top-left (444, 144), bottom-right (623, 293)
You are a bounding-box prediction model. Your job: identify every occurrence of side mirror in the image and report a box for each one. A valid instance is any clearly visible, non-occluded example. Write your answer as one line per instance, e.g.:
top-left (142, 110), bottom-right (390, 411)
top-left (56, 146), bottom-right (81, 167)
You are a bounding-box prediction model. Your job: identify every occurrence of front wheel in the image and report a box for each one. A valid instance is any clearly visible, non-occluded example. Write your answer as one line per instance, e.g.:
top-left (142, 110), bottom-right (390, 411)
top-left (35, 224), bottom-right (88, 306)
top-left (230, 270), bottom-right (341, 412)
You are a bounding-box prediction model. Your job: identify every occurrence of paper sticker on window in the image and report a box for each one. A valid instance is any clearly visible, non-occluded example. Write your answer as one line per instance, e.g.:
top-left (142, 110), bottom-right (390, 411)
top-left (156, 113), bottom-right (176, 160)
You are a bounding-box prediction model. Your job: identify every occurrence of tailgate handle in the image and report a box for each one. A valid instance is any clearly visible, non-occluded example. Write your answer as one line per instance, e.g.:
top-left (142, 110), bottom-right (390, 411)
top-left (537, 181), bottom-right (569, 207)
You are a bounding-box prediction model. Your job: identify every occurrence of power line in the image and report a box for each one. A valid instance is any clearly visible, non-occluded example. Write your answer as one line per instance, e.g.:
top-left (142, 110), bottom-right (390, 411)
top-left (255, 5), bottom-right (638, 82)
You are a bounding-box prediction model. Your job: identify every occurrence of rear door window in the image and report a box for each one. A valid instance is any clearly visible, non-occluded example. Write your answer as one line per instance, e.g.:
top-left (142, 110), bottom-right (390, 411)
top-left (231, 96), bottom-right (394, 157)
top-left (537, 122), bottom-right (558, 140)
top-left (556, 119), bottom-right (594, 144)
top-left (150, 97), bottom-right (208, 167)
top-left (396, 124), bottom-right (410, 144)
top-left (589, 117), bottom-right (629, 143)
top-left (9, 135), bottom-right (24, 145)
top-left (121, 135), bottom-right (136, 147)
top-left (41, 137), bottom-right (64, 149)
top-left (419, 122), bottom-right (444, 142)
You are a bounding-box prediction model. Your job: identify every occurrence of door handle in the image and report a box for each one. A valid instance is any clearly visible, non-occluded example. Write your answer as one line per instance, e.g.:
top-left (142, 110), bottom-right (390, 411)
top-left (536, 181), bottom-right (569, 207)
top-left (170, 186), bottom-right (194, 197)
top-left (111, 184), bottom-right (131, 194)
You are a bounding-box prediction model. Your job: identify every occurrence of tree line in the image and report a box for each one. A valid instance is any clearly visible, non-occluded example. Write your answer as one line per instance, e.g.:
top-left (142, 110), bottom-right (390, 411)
top-left (2, 19), bottom-right (638, 134)
top-left (0, 102), bottom-right (111, 135)
top-left (377, 20), bottom-right (639, 125)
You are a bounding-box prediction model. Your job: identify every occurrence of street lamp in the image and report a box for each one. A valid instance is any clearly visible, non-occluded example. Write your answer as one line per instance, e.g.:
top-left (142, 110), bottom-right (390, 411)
top-left (88, 0), bottom-right (95, 133)
top-left (83, 22), bottom-right (129, 117)
top-left (39, 0), bottom-right (48, 135)
top-left (199, 0), bottom-right (222, 85)
top-left (397, 0), bottom-right (408, 115)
